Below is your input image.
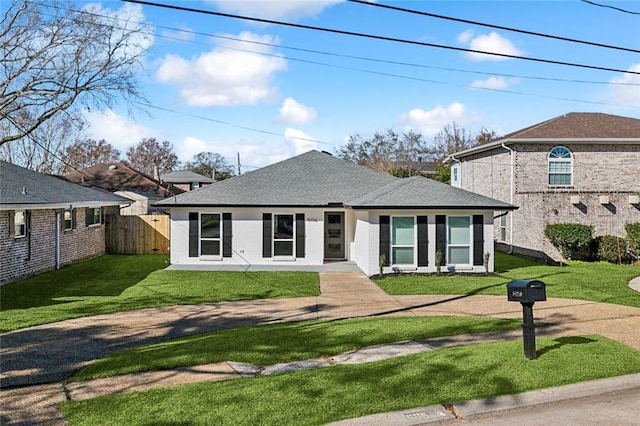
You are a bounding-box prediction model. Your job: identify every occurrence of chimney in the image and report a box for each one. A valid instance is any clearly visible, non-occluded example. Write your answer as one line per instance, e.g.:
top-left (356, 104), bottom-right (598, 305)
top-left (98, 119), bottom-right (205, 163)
top-left (153, 164), bottom-right (160, 181)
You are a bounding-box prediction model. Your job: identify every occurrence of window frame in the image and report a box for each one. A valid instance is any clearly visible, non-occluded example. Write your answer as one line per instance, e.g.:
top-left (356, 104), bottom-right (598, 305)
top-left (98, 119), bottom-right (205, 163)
top-left (13, 210), bottom-right (27, 238)
top-left (63, 208), bottom-right (74, 231)
top-left (199, 212), bottom-right (222, 259)
top-left (391, 216), bottom-right (416, 266)
top-left (447, 215), bottom-right (472, 266)
top-left (86, 207), bottom-right (102, 227)
top-left (499, 213), bottom-right (507, 242)
top-left (273, 213), bottom-right (295, 259)
top-left (451, 162), bottom-right (461, 188)
top-left (548, 146), bottom-right (573, 187)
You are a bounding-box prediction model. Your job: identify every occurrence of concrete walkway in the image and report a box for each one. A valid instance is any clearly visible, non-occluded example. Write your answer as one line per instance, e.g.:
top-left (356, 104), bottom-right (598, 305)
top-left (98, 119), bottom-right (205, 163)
top-left (2, 272), bottom-right (640, 425)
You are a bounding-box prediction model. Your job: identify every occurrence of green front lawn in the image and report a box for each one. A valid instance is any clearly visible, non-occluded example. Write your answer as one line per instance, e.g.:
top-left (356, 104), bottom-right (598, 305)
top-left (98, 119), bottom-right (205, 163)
top-left (376, 252), bottom-right (640, 307)
top-left (59, 335), bottom-right (640, 425)
top-left (0, 255), bottom-right (319, 333)
top-left (71, 316), bottom-right (520, 381)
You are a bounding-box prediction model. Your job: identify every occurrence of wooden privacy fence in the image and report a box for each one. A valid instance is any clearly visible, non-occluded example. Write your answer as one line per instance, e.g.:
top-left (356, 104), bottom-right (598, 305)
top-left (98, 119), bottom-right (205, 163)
top-left (105, 214), bottom-right (170, 255)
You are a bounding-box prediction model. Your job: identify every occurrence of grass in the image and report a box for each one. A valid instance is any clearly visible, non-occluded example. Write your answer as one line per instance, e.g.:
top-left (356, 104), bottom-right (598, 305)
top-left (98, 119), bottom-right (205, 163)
top-left (59, 335), bottom-right (640, 426)
top-left (0, 255), bottom-right (319, 333)
top-left (375, 252), bottom-right (640, 307)
top-left (71, 316), bottom-right (521, 381)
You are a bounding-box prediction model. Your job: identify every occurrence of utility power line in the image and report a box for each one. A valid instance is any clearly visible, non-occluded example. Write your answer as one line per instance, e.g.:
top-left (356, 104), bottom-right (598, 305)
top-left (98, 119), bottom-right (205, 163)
top-left (348, 0), bottom-right (640, 53)
top-left (121, 0), bottom-right (640, 76)
top-left (580, 0), bottom-right (640, 15)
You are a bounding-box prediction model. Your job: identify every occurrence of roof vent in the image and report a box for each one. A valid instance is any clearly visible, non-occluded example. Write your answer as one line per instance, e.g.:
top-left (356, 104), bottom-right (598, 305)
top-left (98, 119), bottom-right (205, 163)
top-left (108, 165), bottom-right (117, 170)
top-left (21, 186), bottom-right (27, 195)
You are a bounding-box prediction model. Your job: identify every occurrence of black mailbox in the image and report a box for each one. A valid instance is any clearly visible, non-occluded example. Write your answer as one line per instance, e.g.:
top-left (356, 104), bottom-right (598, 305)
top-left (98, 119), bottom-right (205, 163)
top-left (507, 279), bottom-right (546, 303)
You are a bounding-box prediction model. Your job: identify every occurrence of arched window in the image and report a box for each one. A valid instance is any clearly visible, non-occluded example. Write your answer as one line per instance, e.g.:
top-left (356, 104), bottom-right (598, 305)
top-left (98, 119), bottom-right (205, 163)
top-left (548, 146), bottom-right (572, 186)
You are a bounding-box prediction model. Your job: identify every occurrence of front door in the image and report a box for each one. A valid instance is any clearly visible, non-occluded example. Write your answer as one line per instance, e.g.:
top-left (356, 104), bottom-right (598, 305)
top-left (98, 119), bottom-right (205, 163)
top-left (324, 212), bottom-right (345, 260)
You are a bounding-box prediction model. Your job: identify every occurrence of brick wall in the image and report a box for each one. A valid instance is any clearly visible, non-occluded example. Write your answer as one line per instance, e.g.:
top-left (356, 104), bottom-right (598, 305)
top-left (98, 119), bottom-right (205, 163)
top-left (458, 142), bottom-right (640, 260)
top-left (0, 208), bottom-right (107, 285)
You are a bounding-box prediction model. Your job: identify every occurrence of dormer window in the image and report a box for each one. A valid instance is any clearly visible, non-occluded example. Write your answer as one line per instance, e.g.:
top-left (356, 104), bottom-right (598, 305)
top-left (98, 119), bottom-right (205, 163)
top-left (548, 146), bottom-right (573, 187)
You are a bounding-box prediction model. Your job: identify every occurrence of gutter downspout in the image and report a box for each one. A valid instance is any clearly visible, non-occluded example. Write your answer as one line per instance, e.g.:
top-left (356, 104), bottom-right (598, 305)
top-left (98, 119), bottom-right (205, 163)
top-left (502, 143), bottom-right (515, 254)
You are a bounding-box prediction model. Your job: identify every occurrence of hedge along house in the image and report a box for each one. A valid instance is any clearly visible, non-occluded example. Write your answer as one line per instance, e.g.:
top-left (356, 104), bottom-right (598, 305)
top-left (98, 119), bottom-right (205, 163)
top-left (158, 151), bottom-right (515, 276)
top-left (0, 161), bottom-right (130, 284)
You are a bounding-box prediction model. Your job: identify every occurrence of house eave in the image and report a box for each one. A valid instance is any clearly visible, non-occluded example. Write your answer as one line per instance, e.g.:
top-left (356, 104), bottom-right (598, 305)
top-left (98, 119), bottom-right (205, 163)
top-left (347, 205), bottom-right (519, 211)
top-left (448, 138), bottom-right (640, 161)
top-left (0, 200), bottom-right (129, 211)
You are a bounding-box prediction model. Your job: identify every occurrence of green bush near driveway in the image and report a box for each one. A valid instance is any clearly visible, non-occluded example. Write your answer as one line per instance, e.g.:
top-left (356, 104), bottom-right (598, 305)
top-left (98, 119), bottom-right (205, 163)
top-left (0, 255), bottom-right (319, 333)
top-left (71, 316), bottom-right (520, 381)
top-left (376, 252), bottom-right (640, 308)
top-left (59, 335), bottom-right (640, 426)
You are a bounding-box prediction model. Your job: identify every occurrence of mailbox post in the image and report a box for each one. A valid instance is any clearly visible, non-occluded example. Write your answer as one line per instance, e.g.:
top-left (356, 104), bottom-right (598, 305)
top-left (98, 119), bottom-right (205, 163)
top-left (507, 279), bottom-right (546, 360)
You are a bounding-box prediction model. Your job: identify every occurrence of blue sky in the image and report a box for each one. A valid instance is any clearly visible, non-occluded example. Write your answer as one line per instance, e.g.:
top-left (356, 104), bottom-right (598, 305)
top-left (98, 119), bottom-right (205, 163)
top-left (83, 0), bottom-right (640, 171)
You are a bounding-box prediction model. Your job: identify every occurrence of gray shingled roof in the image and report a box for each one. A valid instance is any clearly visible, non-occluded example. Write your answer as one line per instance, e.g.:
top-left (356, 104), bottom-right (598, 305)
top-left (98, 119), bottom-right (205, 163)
top-left (157, 150), bottom-right (515, 210)
top-left (346, 176), bottom-right (514, 209)
top-left (160, 170), bottom-right (215, 183)
top-left (1, 161), bottom-right (130, 208)
top-left (450, 112), bottom-right (640, 159)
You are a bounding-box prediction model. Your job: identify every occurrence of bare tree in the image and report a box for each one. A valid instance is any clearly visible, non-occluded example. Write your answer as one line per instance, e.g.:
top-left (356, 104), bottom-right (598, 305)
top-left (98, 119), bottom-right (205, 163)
top-left (0, 0), bottom-right (151, 149)
top-left (337, 129), bottom-right (433, 177)
top-left (185, 152), bottom-right (234, 181)
top-left (125, 138), bottom-right (179, 175)
top-left (0, 110), bottom-right (85, 173)
top-left (61, 138), bottom-right (121, 173)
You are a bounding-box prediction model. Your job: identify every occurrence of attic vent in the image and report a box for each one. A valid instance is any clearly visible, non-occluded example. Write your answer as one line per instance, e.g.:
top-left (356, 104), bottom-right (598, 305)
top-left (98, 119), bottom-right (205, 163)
top-left (321, 150), bottom-right (333, 156)
top-left (108, 165), bottom-right (117, 170)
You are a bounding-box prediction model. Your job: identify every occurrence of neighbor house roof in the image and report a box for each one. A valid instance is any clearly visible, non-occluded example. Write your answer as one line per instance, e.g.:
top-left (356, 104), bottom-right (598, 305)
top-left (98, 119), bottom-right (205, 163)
top-left (1, 161), bottom-right (129, 210)
top-left (64, 162), bottom-right (184, 199)
top-left (449, 112), bottom-right (640, 159)
top-left (160, 170), bottom-right (215, 184)
top-left (157, 150), bottom-right (515, 210)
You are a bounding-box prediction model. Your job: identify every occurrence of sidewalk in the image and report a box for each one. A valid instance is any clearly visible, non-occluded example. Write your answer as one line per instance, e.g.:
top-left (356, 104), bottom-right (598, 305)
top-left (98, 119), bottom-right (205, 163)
top-left (2, 271), bottom-right (640, 425)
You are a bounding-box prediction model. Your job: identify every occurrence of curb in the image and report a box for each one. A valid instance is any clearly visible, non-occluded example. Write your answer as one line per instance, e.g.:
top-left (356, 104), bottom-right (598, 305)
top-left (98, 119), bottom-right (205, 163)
top-left (329, 373), bottom-right (640, 425)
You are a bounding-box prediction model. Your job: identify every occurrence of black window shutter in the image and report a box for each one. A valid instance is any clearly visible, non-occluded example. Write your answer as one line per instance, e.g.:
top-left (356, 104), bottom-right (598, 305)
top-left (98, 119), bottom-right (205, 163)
top-left (436, 215), bottom-right (446, 265)
top-left (25, 211), bottom-right (31, 260)
top-left (417, 215), bottom-right (428, 267)
top-left (262, 213), bottom-right (272, 258)
top-left (473, 215), bottom-right (484, 266)
top-left (188, 212), bottom-right (199, 257)
top-left (295, 213), bottom-right (305, 258)
top-left (379, 215), bottom-right (390, 266)
top-left (85, 208), bottom-right (90, 227)
top-left (222, 213), bottom-right (232, 258)
top-left (72, 209), bottom-right (77, 229)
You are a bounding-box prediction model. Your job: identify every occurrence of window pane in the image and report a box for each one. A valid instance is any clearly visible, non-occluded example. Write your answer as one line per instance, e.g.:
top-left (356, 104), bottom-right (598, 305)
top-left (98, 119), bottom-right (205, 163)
top-left (448, 217), bottom-right (470, 244)
top-left (201, 240), bottom-right (220, 256)
top-left (549, 174), bottom-right (571, 186)
top-left (392, 217), bottom-right (414, 245)
top-left (549, 162), bottom-right (570, 173)
top-left (393, 247), bottom-right (414, 265)
top-left (274, 215), bottom-right (294, 239)
top-left (93, 208), bottom-right (101, 225)
top-left (201, 214), bottom-right (220, 238)
top-left (274, 241), bottom-right (293, 256)
top-left (449, 246), bottom-right (470, 264)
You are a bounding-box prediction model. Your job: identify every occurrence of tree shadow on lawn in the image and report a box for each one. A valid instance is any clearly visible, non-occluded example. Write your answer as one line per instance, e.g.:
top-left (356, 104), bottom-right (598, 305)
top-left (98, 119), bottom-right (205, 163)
top-left (0, 256), bottom-right (167, 310)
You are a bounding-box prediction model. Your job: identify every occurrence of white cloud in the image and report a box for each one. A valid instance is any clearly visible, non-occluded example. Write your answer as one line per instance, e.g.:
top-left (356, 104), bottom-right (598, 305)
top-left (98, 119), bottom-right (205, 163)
top-left (284, 128), bottom-right (318, 154)
top-left (83, 109), bottom-right (160, 152)
top-left (176, 129), bottom-right (318, 171)
top-left (156, 32), bottom-right (287, 107)
top-left (470, 76), bottom-right (519, 90)
top-left (400, 103), bottom-right (469, 136)
top-left (609, 63), bottom-right (640, 106)
top-left (278, 98), bottom-right (318, 125)
top-left (458, 30), bottom-right (523, 61)
top-left (210, 0), bottom-right (343, 21)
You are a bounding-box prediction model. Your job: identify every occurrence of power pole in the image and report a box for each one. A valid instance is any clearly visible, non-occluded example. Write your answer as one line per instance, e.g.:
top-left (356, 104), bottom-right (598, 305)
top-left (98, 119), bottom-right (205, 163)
top-left (237, 152), bottom-right (241, 175)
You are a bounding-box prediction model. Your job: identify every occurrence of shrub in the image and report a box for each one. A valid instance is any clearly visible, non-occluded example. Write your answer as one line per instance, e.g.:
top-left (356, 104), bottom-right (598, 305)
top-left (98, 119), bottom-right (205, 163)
top-left (625, 222), bottom-right (640, 260)
top-left (544, 223), bottom-right (594, 260)
top-left (595, 235), bottom-right (631, 264)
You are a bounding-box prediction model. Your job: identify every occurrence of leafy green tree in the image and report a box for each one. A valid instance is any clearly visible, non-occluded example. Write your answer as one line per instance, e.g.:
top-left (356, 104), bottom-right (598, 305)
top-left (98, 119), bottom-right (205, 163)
top-left (544, 223), bottom-right (594, 260)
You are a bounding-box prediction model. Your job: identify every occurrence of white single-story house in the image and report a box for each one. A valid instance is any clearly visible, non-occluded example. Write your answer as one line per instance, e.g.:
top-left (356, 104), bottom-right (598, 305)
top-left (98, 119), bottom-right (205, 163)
top-left (157, 150), bottom-right (516, 276)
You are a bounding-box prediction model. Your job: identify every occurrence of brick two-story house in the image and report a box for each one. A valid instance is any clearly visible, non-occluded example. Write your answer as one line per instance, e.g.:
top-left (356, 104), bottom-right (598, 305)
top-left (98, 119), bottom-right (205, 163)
top-left (1, 161), bottom-right (129, 284)
top-left (448, 112), bottom-right (640, 261)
